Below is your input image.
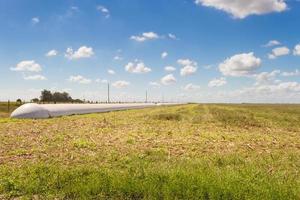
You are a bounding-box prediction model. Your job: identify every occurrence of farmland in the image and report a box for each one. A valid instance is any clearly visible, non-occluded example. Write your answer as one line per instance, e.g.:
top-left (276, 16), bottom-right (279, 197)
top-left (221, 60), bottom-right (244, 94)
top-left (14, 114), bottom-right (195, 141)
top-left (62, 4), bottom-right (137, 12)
top-left (0, 102), bottom-right (20, 118)
top-left (0, 104), bottom-right (300, 199)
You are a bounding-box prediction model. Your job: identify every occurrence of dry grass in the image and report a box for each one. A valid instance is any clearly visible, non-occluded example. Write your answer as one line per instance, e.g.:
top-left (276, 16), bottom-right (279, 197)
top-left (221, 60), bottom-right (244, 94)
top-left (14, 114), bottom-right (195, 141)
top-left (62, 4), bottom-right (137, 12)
top-left (0, 104), bottom-right (299, 199)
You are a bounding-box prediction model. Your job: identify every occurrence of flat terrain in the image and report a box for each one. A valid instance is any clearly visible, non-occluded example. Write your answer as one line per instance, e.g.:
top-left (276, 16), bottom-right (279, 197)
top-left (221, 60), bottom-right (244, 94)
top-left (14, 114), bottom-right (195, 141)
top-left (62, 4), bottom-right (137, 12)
top-left (0, 102), bottom-right (20, 118)
top-left (0, 104), bottom-right (299, 199)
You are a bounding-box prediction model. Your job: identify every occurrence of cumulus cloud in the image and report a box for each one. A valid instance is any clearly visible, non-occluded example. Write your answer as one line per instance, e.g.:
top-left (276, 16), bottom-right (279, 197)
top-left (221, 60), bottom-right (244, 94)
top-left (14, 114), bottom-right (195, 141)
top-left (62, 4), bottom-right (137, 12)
top-left (183, 83), bottom-right (201, 91)
top-left (282, 69), bottom-right (300, 77)
top-left (11, 60), bottom-right (42, 72)
top-left (125, 61), bottom-right (151, 74)
top-left (254, 70), bottom-right (281, 85)
top-left (194, 0), bottom-right (288, 19)
top-left (46, 50), bottom-right (58, 57)
top-left (208, 77), bottom-right (227, 87)
top-left (112, 80), bottom-right (130, 88)
top-left (268, 46), bottom-right (290, 59)
top-left (208, 70), bottom-right (299, 102)
top-left (293, 44), bottom-right (300, 56)
top-left (31, 17), bottom-right (39, 24)
top-left (168, 33), bottom-right (177, 40)
top-left (108, 69), bottom-right (115, 75)
top-left (212, 80), bottom-right (300, 103)
top-left (114, 55), bottom-right (123, 61)
top-left (65, 46), bottom-right (94, 60)
top-left (161, 74), bottom-right (176, 85)
top-left (161, 51), bottom-right (168, 59)
top-left (24, 75), bottom-right (47, 81)
top-left (263, 40), bottom-right (281, 47)
top-left (181, 66), bottom-right (198, 76)
top-left (237, 81), bottom-right (300, 98)
top-left (177, 59), bottom-right (198, 76)
top-left (219, 52), bottom-right (261, 77)
top-left (164, 66), bottom-right (176, 72)
top-left (149, 81), bottom-right (161, 87)
top-left (96, 79), bottom-right (108, 84)
top-left (97, 5), bottom-right (110, 18)
top-left (130, 32), bottom-right (159, 42)
top-left (68, 75), bottom-right (91, 84)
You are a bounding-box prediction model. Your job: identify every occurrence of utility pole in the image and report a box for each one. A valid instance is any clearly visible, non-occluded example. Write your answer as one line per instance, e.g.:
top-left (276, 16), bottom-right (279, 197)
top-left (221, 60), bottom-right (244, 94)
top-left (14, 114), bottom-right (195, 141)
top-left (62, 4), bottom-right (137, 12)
top-left (145, 90), bottom-right (148, 103)
top-left (107, 83), bottom-right (110, 103)
top-left (7, 100), bottom-right (10, 113)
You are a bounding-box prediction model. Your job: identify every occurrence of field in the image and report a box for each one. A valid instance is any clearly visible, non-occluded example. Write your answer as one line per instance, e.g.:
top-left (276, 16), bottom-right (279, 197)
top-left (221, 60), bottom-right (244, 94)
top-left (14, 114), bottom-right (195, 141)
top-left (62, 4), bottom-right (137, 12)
top-left (0, 104), bottom-right (299, 199)
top-left (0, 102), bottom-right (20, 118)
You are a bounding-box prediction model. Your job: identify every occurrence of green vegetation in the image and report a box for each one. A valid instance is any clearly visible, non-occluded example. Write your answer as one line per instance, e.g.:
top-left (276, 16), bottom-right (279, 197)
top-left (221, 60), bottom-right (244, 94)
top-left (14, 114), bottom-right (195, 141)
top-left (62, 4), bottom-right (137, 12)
top-left (0, 104), bottom-right (299, 199)
top-left (0, 102), bottom-right (20, 118)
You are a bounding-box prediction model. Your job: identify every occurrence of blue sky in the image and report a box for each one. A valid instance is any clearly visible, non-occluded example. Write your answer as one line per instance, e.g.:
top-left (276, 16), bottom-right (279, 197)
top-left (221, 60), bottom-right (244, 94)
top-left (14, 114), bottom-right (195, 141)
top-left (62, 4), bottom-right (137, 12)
top-left (1, 0), bottom-right (300, 103)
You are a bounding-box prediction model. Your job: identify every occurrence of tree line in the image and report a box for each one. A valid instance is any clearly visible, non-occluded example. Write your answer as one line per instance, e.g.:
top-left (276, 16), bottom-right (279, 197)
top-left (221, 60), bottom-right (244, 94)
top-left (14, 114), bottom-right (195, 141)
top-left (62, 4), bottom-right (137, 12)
top-left (31, 90), bottom-right (83, 103)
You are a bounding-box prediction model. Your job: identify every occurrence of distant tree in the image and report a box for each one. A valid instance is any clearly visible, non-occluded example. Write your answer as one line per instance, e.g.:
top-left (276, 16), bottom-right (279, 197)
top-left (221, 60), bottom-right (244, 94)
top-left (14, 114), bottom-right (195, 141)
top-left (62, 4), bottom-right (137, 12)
top-left (16, 99), bottom-right (22, 105)
top-left (52, 92), bottom-right (72, 102)
top-left (40, 90), bottom-right (53, 102)
top-left (31, 98), bottom-right (39, 103)
top-left (73, 99), bottom-right (84, 103)
top-left (39, 89), bottom-right (83, 103)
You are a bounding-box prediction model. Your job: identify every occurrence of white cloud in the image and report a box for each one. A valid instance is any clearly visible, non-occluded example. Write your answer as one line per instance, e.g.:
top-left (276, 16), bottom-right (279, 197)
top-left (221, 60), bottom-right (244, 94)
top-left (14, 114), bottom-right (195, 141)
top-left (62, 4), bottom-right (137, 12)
top-left (130, 32), bottom-right (159, 42)
top-left (237, 81), bottom-right (300, 97)
top-left (164, 66), bottom-right (176, 72)
top-left (161, 74), bottom-right (176, 85)
top-left (68, 75), bottom-right (91, 84)
top-left (112, 80), bottom-right (130, 88)
top-left (125, 61), bottom-right (151, 74)
top-left (177, 59), bottom-right (198, 76)
top-left (181, 66), bottom-right (198, 76)
top-left (113, 55), bottom-right (123, 60)
top-left (161, 51), bottom-right (168, 59)
top-left (208, 77), bottom-right (227, 87)
top-left (31, 17), bottom-right (40, 24)
top-left (143, 32), bottom-right (159, 39)
top-left (108, 69), bottom-right (115, 75)
top-left (195, 0), bottom-right (288, 19)
top-left (293, 44), bottom-right (300, 56)
top-left (183, 83), bottom-right (201, 91)
top-left (263, 40), bottom-right (281, 47)
top-left (149, 81), bottom-right (161, 87)
top-left (275, 82), bottom-right (300, 92)
top-left (254, 70), bottom-right (280, 85)
top-left (24, 75), bottom-right (47, 81)
top-left (70, 6), bottom-right (79, 11)
top-left (96, 79), bottom-right (108, 84)
top-left (46, 50), bottom-right (58, 57)
top-left (219, 52), bottom-right (261, 77)
top-left (282, 69), bottom-right (300, 77)
top-left (11, 60), bottom-right (42, 72)
top-left (268, 46), bottom-right (290, 59)
top-left (65, 46), bottom-right (94, 60)
top-left (97, 5), bottom-right (110, 18)
top-left (168, 33), bottom-right (177, 40)
top-left (208, 80), bottom-right (300, 103)
top-left (177, 59), bottom-right (196, 66)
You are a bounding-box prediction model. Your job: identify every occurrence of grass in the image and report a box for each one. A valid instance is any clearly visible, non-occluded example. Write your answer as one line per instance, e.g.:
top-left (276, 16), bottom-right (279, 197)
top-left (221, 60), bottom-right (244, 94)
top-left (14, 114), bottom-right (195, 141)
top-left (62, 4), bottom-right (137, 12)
top-left (0, 102), bottom-right (20, 118)
top-left (0, 104), bottom-right (299, 199)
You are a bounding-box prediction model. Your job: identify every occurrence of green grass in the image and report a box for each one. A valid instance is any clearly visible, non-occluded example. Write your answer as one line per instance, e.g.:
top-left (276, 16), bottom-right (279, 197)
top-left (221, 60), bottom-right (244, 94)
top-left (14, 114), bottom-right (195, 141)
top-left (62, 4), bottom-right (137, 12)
top-left (0, 104), bottom-right (300, 199)
top-left (0, 102), bottom-right (20, 118)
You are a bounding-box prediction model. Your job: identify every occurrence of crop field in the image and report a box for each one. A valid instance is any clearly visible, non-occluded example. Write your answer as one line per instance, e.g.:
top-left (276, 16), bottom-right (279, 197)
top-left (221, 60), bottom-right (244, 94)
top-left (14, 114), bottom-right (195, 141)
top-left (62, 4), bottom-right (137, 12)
top-left (0, 104), bottom-right (299, 199)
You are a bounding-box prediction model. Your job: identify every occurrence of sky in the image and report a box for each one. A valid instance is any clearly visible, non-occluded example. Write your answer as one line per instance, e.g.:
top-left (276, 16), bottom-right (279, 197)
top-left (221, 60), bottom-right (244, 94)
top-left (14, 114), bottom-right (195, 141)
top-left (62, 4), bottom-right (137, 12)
top-left (0, 0), bottom-right (300, 103)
